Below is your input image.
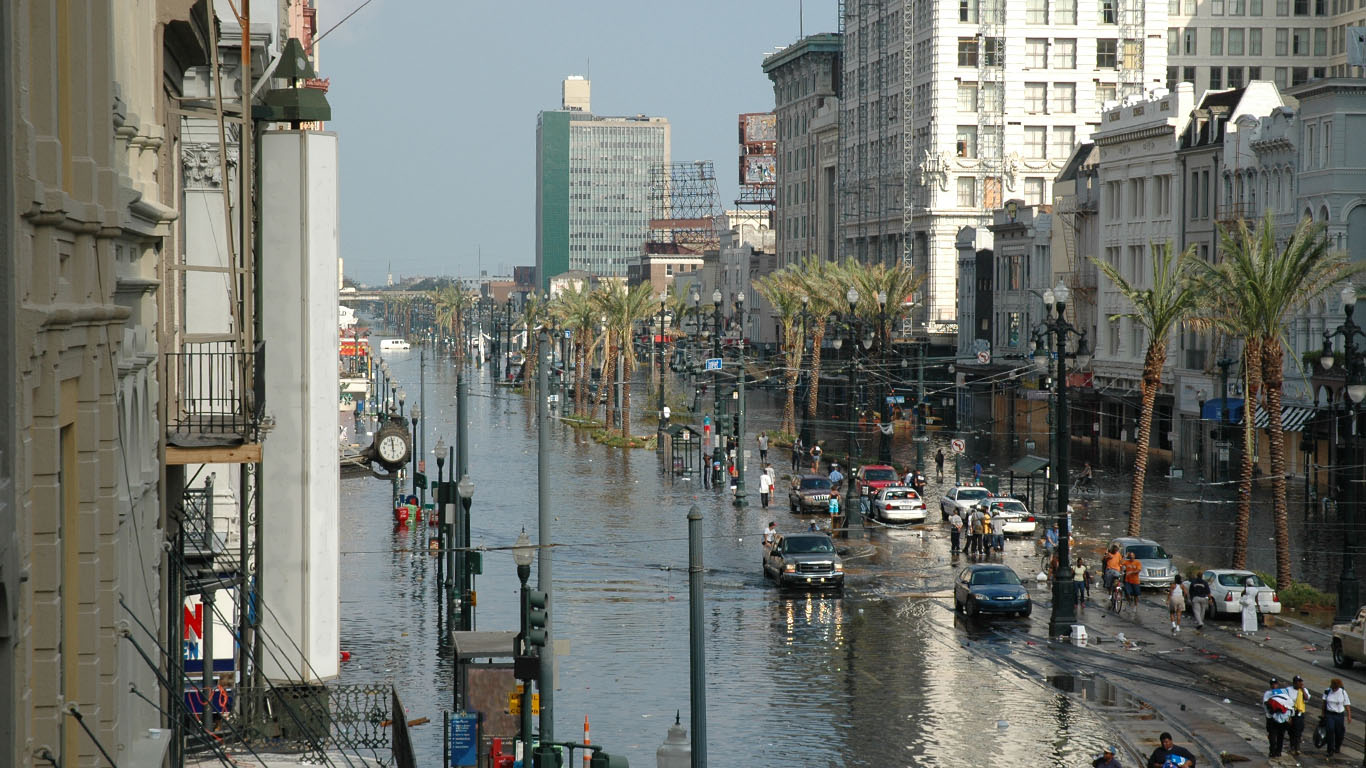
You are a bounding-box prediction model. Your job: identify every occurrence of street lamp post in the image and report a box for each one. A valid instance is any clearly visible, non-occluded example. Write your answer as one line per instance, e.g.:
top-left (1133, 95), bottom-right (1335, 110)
top-left (799, 295), bottom-right (813, 449)
top-left (843, 287), bottom-right (860, 462)
top-left (1321, 284), bottom-right (1366, 624)
top-left (457, 475), bottom-right (475, 632)
top-left (733, 292), bottom-right (748, 508)
top-left (712, 289), bottom-right (725, 490)
top-left (409, 405), bottom-right (422, 497)
top-left (657, 295), bottom-right (668, 426)
top-left (512, 530), bottom-right (535, 761)
top-left (876, 291), bottom-right (893, 464)
top-left (434, 437), bottom-right (447, 618)
top-left (1031, 280), bottom-right (1091, 638)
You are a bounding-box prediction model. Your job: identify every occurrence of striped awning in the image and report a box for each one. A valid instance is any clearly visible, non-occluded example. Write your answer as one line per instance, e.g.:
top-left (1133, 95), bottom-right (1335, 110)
top-left (1247, 405), bottom-right (1317, 432)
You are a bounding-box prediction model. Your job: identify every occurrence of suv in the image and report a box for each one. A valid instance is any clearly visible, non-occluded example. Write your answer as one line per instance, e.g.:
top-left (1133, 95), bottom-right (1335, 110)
top-left (939, 485), bottom-right (991, 521)
top-left (853, 465), bottom-right (899, 498)
top-left (788, 474), bottom-right (834, 513)
top-left (763, 532), bottom-right (844, 591)
top-left (1109, 537), bottom-right (1175, 588)
top-left (1332, 606), bottom-right (1366, 668)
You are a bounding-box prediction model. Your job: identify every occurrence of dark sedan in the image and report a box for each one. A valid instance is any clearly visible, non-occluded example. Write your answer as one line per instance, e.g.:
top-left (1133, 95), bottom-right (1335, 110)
top-left (953, 564), bottom-right (1031, 618)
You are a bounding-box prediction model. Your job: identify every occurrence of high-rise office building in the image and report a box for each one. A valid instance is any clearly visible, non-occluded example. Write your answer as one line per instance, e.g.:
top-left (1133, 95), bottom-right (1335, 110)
top-left (839, 0), bottom-right (1168, 342)
top-left (535, 78), bottom-right (670, 292)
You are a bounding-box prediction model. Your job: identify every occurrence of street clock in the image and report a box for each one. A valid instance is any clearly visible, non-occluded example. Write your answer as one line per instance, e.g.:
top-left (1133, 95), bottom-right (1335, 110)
top-left (368, 420), bottom-right (411, 471)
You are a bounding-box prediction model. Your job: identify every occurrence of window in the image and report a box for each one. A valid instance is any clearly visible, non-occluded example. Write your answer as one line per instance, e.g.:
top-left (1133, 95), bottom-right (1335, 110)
top-left (1184, 28), bottom-right (1198, 54)
top-left (1185, 0), bottom-right (1196, 12)
top-left (1130, 177), bottom-right (1147, 217)
top-left (1024, 126), bottom-right (1047, 157)
top-left (957, 176), bottom-right (977, 207)
top-left (1293, 27), bottom-right (1309, 54)
top-left (1232, 0), bottom-right (1247, 12)
top-left (1315, 28), bottom-right (1327, 55)
top-left (1027, 0), bottom-right (1049, 22)
top-left (981, 82), bottom-right (1002, 111)
top-left (956, 125), bottom-right (979, 157)
top-left (1211, 28), bottom-right (1224, 54)
top-left (1168, 65), bottom-right (1180, 89)
top-left (1051, 125), bottom-right (1075, 157)
top-left (1169, 28), bottom-right (1180, 56)
top-left (1056, 0), bottom-right (1078, 23)
top-left (1292, 66), bottom-right (1309, 85)
top-left (1106, 181), bottom-right (1123, 217)
top-left (1276, 27), bottom-right (1289, 54)
top-left (1053, 82), bottom-right (1077, 113)
top-left (1124, 40), bottom-right (1142, 69)
top-left (1228, 65), bottom-right (1245, 86)
top-left (958, 38), bottom-right (979, 66)
top-left (1025, 82), bottom-right (1048, 112)
top-left (1251, 0), bottom-right (1263, 12)
top-left (1170, 0), bottom-right (1180, 12)
top-left (960, 0), bottom-right (979, 21)
top-left (1101, 0), bottom-right (1117, 22)
top-left (1250, 28), bottom-right (1263, 54)
top-left (1294, 0), bottom-right (1309, 13)
top-left (1096, 82), bottom-right (1117, 108)
top-left (1229, 28), bottom-right (1245, 53)
top-left (1024, 177), bottom-right (1047, 205)
top-left (1097, 39), bottom-right (1118, 68)
top-left (1277, 0), bottom-right (1289, 12)
top-left (958, 82), bottom-right (979, 112)
top-left (983, 37), bottom-right (1004, 66)
top-left (1210, 66), bottom-right (1223, 88)
top-left (1183, 65), bottom-right (1197, 83)
top-left (1249, 65), bottom-right (1262, 79)
top-left (1275, 66), bottom-right (1289, 88)
top-left (1054, 38), bottom-right (1078, 68)
top-left (1026, 38), bottom-right (1049, 67)
top-left (1213, 0), bottom-right (1225, 13)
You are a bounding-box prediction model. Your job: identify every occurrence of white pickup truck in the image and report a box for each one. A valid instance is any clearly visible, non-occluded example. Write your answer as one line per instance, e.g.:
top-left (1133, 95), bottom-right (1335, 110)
top-left (1332, 606), bottom-right (1366, 668)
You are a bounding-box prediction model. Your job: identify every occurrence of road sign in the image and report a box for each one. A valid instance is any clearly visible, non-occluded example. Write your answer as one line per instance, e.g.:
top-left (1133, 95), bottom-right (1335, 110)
top-left (449, 712), bottom-right (478, 767)
top-left (508, 689), bottom-right (540, 715)
top-left (886, 395), bottom-right (906, 404)
top-left (976, 350), bottom-right (991, 365)
top-left (705, 358), bottom-right (723, 370)
top-left (951, 439), bottom-right (966, 453)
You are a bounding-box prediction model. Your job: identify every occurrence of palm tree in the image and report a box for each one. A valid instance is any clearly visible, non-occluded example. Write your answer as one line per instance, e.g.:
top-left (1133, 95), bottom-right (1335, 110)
top-left (1091, 242), bottom-right (1201, 536)
top-left (592, 282), bottom-right (654, 436)
top-left (554, 285), bottom-right (598, 418)
top-left (756, 272), bottom-right (805, 434)
top-left (1206, 214), bottom-right (1361, 585)
top-left (788, 255), bottom-right (842, 428)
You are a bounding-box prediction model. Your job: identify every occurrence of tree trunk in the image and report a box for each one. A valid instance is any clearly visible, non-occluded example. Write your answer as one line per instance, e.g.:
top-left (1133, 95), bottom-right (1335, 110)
top-left (1232, 340), bottom-right (1263, 569)
top-left (621, 350), bottom-right (634, 437)
top-left (781, 319), bottom-right (802, 435)
top-left (575, 341), bottom-right (587, 417)
top-left (1126, 343), bottom-right (1167, 535)
top-left (806, 320), bottom-right (828, 422)
top-left (600, 339), bottom-right (617, 428)
top-left (1263, 341), bottom-right (1292, 589)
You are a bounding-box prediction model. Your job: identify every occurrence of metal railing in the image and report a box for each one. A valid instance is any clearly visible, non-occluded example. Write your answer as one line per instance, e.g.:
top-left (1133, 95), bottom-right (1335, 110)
top-left (180, 475), bottom-right (216, 558)
top-left (228, 682), bottom-right (398, 765)
top-left (1216, 201), bottom-right (1256, 223)
top-left (166, 341), bottom-right (263, 443)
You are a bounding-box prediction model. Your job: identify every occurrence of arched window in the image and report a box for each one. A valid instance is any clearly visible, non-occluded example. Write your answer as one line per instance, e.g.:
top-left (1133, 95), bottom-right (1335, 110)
top-left (1347, 203), bottom-right (1366, 264)
top-left (1320, 205), bottom-right (1330, 223)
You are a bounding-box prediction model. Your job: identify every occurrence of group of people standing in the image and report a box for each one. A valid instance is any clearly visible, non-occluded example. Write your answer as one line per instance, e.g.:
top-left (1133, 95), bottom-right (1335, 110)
top-left (1262, 675), bottom-right (1351, 760)
top-left (946, 503), bottom-right (1005, 556)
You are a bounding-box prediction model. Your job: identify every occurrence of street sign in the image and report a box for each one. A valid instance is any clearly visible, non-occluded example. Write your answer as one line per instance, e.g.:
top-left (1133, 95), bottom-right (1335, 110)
top-left (449, 712), bottom-right (478, 767)
top-left (414, 472), bottom-right (427, 489)
top-left (976, 350), bottom-right (991, 365)
top-left (951, 439), bottom-right (966, 453)
top-left (886, 395), bottom-right (906, 404)
top-left (705, 358), bottom-right (723, 370)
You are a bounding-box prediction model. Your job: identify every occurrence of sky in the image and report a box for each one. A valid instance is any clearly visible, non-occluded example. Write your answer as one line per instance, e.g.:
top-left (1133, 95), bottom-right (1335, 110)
top-left (322, 0), bottom-right (839, 286)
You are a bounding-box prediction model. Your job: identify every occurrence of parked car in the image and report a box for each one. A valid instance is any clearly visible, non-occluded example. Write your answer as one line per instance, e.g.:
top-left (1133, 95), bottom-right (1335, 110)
top-left (953, 563), bottom-right (1031, 617)
top-left (872, 486), bottom-right (928, 523)
top-left (976, 497), bottom-right (1038, 536)
top-left (853, 465), bottom-right (900, 498)
top-left (1200, 569), bottom-right (1281, 619)
top-left (939, 485), bottom-right (991, 520)
top-left (788, 474), bottom-right (834, 513)
top-left (1109, 537), bottom-right (1175, 588)
top-left (762, 532), bottom-right (844, 591)
top-left (1331, 606), bottom-right (1366, 668)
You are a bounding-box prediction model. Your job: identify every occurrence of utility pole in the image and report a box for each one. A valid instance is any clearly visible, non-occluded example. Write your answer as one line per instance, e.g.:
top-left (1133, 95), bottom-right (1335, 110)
top-left (687, 505), bottom-right (707, 768)
top-left (536, 329), bottom-right (555, 750)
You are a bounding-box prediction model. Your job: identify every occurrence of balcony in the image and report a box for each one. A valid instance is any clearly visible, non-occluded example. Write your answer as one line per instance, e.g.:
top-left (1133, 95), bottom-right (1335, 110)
top-left (166, 340), bottom-right (264, 464)
top-left (1216, 201), bottom-right (1255, 225)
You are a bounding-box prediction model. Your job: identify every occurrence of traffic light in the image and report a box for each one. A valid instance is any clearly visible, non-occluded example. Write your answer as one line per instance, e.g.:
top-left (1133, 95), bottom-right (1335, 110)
top-left (526, 589), bottom-right (548, 649)
top-left (590, 751), bottom-right (628, 768)
top-left (731, 413), bottom-right (739, 439)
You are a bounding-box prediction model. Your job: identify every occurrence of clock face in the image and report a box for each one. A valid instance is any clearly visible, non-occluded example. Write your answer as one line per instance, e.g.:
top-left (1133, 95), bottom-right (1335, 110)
top-left (378, 434), bottom-right (407, 463)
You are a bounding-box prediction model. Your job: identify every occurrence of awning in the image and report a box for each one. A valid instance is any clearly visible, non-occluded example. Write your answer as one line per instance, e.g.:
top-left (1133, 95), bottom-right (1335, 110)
top-left (1247, 405), bottom-right (1317, 432)
top-left (1007, 455), bottom-right (1050, 475)
top-left (451, 630), bottom-right (518, 660)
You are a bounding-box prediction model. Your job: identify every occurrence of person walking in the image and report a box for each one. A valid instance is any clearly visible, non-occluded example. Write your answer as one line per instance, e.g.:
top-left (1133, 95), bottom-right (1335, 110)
top-left (1121, 550), bottom-right (1143, 611)
top-left (1263, 677), bottom-right (1294, 759)
top-left (1288, 675), bottom-right (1310, 755)
top-left (828, 464), bottom-right (844, 492)
top-left (948, 509), bottom-right (964, 555)
top-left (973, 461), bottom-right (983, 482)
top-left (810, 442), bottom-right (823, 472)
top-left (758, 467), bottom-right (773, 509)
top-left (1146, 732), bottom-right (1197, 767)
top-left (980, 509), bottom-right (994, 557)
top-left (1188, 573), bottom-right (1210, 630)
top-left (913, 470), bottom-right (928, 498)
top-left (1074, 557), bottom-right (1089, 607)
top-left (1322, 678), bottom-right (1351, 758)
top-left (968, 506), bottom-right (985, 557)
top-left (757, 432), bottom-right (769, 463)
top-left (791, 436), bottom-right (804, 472)
top-left (1168, 575), bottom-right (1186, 634)
top-left (935, 448), bottom-right (945, 480)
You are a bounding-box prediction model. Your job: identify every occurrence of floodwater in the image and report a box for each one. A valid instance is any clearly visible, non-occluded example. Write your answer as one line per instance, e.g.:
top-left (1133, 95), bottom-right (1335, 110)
top-left (334, 343), bottom-right (1319, 766)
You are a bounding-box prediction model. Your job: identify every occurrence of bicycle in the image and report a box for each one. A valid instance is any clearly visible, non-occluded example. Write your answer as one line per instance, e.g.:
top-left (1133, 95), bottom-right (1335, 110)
top-left (1108, 576), bottom-right (1125, 614)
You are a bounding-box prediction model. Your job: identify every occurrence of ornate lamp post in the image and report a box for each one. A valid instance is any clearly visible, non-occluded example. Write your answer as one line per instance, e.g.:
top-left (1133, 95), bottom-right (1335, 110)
top-left (1321, 284), bottom-right (1366, 623)
top-left (843, 286), bottom-right (861, 461)
top-left (711, 289), bottom-right (725, 488)
top-left (1031, 280), bottom-right (1091, 637)
top-left (657, 293), bottom-right (668, 425)
top-left (798, 294), bottom-right (814, 448)
top-left (512, 530), bottom-right (535, 760)
top-left (434, 436), bottom-right (447, 613)
top-left (409, 405), bottom-right (422, 497)
top-left (733, 292), bottom-right (747, 508)
top-left (457, 474), bottom-right (475, 632)
top-left (875, 291), bottom-right (893, 464)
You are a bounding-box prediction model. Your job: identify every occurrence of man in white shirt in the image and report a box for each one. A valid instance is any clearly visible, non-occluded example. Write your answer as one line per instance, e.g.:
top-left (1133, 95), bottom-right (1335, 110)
top-left (948, 510), bottom-right (964, 555)
top-left (763, 522), bottom-right (778, 549)
top-left (758, 467), bottom-right (773, 508)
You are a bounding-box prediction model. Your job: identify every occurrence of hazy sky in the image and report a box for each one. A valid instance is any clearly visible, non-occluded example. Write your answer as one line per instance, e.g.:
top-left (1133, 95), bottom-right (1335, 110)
top-left (322, 0), bottom-right (839, 286)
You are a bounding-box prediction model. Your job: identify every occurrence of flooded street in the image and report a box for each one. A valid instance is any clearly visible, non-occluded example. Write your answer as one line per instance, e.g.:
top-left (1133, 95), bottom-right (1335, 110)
top-left (333, 345), bottom-right (1317, 766)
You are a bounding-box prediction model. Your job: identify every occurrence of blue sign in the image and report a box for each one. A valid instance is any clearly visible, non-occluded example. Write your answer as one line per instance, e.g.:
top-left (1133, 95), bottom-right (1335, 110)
top-left (705, 358), bottom-right (723, 370)
top-left (450, 712), bottom-right (478, 766)
top-left (886, 395), bottom-right (906, 404)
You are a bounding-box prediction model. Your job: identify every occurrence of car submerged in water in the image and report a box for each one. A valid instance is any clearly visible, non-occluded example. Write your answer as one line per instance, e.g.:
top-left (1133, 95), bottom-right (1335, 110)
top-left (762, 532), bottom-right (844, 592)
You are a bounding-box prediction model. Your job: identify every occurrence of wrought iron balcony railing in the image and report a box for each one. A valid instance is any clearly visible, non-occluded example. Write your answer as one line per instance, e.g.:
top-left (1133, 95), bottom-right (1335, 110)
top-left (166, 341), bottom-right (264, 445)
